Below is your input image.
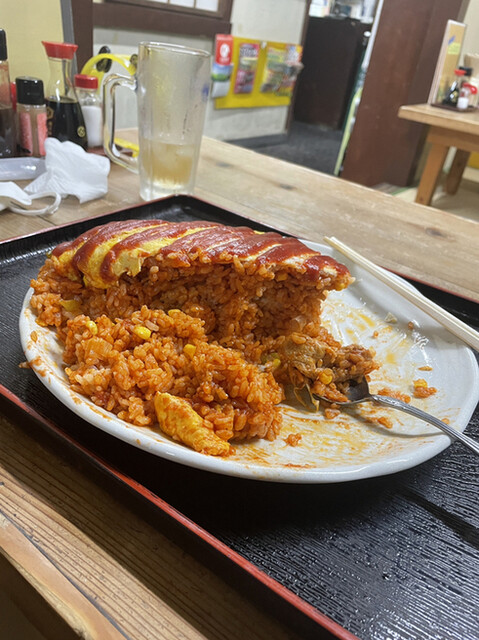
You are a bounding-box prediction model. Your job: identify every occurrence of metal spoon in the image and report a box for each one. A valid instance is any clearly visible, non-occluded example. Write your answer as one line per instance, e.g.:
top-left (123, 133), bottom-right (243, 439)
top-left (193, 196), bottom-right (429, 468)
top-left (315, 378), bottom-right (479, 456)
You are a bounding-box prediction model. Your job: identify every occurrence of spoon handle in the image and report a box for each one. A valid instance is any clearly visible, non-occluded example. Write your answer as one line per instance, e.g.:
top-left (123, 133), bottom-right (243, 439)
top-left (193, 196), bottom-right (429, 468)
top-left (370, 394), bottom-right (479, 456)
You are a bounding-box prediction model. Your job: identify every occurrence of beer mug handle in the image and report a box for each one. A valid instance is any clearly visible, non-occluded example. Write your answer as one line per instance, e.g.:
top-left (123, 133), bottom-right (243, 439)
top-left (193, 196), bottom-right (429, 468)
top-left (103, 73), bottom-right (138, 173)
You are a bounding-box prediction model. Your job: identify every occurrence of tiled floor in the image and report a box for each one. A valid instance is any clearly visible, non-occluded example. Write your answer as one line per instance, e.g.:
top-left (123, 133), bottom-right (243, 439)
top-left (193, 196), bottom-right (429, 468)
top-left (392, 167), bottom-right (479, 223)
top-left (233, 120), bottom-right (343, 175)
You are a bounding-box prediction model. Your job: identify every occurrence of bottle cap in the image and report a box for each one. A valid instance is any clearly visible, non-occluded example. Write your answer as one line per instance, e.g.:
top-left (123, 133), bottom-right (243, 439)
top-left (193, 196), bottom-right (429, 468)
top-left (16, 77), bottom-right (45, 106)
top-left (0, 29), bottom-right (7, 60)
top-left (463, 83), bottom-right (478, 94)
top-left (454, 68), bottom-right (466, 76)
top-left (42, 41), bottom-right (78, 60)
top-left (96, 45), bottom-right (113, 73)
top-left (74, 74), bottom-right (99, 90)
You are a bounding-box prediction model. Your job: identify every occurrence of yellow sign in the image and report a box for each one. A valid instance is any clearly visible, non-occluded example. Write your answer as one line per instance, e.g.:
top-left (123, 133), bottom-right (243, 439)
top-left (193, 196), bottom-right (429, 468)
top-left (215, 37), bottom-right (302, 110)
top-left (428, 20), bottom-right (466, 105)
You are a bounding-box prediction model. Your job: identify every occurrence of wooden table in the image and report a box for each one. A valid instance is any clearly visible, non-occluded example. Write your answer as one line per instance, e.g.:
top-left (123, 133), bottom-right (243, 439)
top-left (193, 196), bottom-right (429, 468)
top-left (1, 137), bottom-right (478, 640)
top-left (398, 102), bottom-right (479, 206)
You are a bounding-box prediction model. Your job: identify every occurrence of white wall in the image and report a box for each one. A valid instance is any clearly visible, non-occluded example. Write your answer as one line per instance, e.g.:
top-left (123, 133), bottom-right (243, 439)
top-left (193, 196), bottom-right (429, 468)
top-left (93, 0), bottom-right (309, 140)
top-left (0, 0), bottom-right (64, 83)
top-left (231, 0), bottom-right (307, 42)
top-left (462, 0), bottom-right (479, 64)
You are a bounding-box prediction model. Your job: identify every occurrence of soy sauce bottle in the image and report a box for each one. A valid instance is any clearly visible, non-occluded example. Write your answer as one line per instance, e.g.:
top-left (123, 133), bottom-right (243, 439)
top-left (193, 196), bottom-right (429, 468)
top-left (42, 41), bottom-right (88, 149)
top-left (442, 68), bottom-right (466, 107)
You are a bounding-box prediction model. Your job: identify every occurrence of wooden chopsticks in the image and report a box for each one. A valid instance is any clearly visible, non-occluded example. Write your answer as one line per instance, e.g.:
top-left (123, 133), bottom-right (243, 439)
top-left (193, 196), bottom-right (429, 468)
top-left (324, 236), bottom-right (479, 352)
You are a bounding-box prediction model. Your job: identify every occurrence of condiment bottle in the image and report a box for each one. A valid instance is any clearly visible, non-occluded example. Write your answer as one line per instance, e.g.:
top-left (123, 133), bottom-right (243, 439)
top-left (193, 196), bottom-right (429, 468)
top-left (16, 77), bottom-right (47, 157)
top-left (442, 69), bottom-right (466, 107)
top-left (457, 83), bottom-right (471, 111)
top-left (42, 40), bottom-right (88, 149)
top-left (458, 66), bottom-right (476, 109)
top-left (0, 29), bottom-right (16, 158)
top-left (467, 75), bottom-right (479, 108)
top-left (74, 74), bottom-right (102, 148)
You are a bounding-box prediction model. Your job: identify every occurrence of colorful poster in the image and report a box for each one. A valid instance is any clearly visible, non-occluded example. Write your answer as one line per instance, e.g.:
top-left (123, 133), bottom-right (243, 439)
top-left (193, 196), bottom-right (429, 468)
top-left (214, 37), bottom-right (303, 109)
top-left (260, 46), bottom-right (286, 93)
top-left (234, 42), bottom-right (260, 94)
top-left (211, 34), bottom-right (234, 99)
top-left (276, 45), bottom-right (303, 97)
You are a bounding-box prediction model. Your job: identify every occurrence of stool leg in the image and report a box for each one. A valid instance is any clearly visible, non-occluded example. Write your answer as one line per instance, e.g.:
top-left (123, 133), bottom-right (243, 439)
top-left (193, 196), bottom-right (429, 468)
top-left (445, 149), bottom-right (470, 195)
top-left (415, 143), bottom-right (448, 206)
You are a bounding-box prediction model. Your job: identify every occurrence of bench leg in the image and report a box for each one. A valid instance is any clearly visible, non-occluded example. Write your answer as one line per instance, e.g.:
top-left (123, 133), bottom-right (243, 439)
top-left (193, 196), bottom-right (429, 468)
top-left (415, 142), bottom-right (448, 206)
top-left (445, 149), bottom-right (470, 195)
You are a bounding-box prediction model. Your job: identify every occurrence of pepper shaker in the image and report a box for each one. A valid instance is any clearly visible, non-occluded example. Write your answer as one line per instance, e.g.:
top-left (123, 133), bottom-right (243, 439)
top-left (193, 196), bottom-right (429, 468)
top-left (16, 76), bottom-right (47, 157)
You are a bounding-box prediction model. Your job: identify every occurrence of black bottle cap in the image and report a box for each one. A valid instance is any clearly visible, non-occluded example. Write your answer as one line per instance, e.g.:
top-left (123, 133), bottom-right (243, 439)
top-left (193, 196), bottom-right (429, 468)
top-left (0, 29), bottom-right (7, 60)
top-left (16, 77), bottom-right (45, 106)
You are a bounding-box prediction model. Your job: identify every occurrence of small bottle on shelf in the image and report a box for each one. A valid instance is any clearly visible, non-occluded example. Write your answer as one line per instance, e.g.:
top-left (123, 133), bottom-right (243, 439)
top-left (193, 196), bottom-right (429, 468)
top-left (16, 76), bottom-right (48, 157)
top-left (457, 66), bottom-right (473, 110)
top-left (442, 68), bottom-right (466, 107)
top-left (457, 84), bottom-right (471, 111)
top-left (467, 76), bottom-right (479, 108)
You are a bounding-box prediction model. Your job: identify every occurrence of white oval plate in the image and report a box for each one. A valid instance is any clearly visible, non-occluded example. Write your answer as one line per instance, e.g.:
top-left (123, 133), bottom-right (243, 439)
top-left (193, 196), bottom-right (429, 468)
top-left (19, 241), bottom-right (479, 483)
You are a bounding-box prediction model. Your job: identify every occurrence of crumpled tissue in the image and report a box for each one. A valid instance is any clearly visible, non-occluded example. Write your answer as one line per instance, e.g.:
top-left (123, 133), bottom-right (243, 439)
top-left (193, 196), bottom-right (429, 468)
top-left (0, 181), bottom-right (61, 215)
top-left (25, 137), bottom-right (110, 204)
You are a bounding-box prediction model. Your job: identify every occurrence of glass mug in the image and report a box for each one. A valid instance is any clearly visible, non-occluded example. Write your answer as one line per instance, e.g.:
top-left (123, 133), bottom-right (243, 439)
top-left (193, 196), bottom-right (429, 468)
top-left (103, 42), bottom-right (211, 200)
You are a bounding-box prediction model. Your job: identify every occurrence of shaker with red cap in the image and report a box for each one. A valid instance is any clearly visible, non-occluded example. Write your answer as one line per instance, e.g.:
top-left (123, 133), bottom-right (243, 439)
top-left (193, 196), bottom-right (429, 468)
top-left (42, 41), bottom-right (88, 149)
top-left (74, 74), bottom-right (102, 148)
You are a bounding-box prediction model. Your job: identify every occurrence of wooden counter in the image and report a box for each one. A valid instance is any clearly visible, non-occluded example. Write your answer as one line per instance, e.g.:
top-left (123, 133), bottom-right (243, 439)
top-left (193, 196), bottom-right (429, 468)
top-left (2, 136), bottom-right (478, 302)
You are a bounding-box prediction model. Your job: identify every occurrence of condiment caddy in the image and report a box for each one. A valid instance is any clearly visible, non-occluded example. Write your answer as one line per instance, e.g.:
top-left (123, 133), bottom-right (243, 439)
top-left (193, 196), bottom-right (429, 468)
top-left (0, 27), bottom-right (113, 162)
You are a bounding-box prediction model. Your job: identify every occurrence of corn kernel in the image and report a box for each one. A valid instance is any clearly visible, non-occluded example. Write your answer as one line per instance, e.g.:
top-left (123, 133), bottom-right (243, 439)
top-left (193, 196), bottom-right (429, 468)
top-left (183, 344), bottom-right (196, 357)
top-left (60, 299), bottom-right (81, 313)
top-left (319, 369), bottom-right (333, 385)
top-left (261, 352), bottom-right (280, 365)
top-left (271, 358), bottom-right (281, 369)
top-left (85, 320), bottom-right (98, 335)
top-left (133, 325), bottom-right (151, 340)
top-left (276, 272), bottom-right (287, 281)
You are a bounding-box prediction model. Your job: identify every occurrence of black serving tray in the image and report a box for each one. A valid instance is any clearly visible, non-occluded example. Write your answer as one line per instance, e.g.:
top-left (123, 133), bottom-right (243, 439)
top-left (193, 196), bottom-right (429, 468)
top-left (1, 196), bottom-right (478, 640)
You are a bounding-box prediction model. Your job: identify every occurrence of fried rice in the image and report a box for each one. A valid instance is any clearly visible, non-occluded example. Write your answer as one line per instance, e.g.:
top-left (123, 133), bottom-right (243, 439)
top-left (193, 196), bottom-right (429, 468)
top-left (29, 219), bottom-right (376, 455)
